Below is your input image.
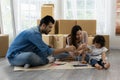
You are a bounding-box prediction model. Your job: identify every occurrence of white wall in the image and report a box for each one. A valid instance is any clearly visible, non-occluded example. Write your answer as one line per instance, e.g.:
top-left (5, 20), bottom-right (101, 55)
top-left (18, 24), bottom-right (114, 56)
top-left (0, 0), bottom-right (3, 33)
top-left (109, 0), bottom-right (120, 49)
top-left (55, 0), bottom-right (64, 19)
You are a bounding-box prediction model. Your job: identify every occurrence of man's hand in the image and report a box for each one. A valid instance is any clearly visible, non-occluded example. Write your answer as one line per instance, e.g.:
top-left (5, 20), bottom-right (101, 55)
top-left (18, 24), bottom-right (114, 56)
top-left (48, 44), bottom-right (53, 48)
top-left (65, 46), bottom-right (76, 52)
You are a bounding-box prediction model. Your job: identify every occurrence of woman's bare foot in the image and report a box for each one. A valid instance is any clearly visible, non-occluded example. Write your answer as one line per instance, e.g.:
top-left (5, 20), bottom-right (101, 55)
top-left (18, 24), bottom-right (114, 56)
top-left (81, 60), bottom-right (87, 64)
top-left (94, 64), bottom-right (103, 70)
top-left (104, 62), bottom-right (110, 69)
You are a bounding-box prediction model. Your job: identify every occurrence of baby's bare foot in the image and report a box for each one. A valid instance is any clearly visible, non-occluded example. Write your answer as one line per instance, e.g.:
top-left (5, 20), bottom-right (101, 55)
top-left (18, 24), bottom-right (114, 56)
top-left (95, 64), bottom-right (103, 70)
top-left (104, 62), bottom-right (110, 69)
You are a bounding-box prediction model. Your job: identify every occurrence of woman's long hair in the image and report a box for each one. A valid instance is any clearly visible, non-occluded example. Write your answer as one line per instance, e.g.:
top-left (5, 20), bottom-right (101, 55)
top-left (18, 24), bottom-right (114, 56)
top-left (70, 25), bottom-right (82, 48)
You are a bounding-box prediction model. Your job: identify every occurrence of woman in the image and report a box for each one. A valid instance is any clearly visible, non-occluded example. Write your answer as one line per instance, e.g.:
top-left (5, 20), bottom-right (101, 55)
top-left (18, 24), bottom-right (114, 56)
top-left (55, 25), bottom-right (89, 63)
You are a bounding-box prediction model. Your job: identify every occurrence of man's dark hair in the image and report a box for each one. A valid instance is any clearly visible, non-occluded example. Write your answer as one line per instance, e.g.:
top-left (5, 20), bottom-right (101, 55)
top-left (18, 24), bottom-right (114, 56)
top-left (93, 35), bottom-right (105, 47)
top-left (39, 15), bottom-right (55, 26)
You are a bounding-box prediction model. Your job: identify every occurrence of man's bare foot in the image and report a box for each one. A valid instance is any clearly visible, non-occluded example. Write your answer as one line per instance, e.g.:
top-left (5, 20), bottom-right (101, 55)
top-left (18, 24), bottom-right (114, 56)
top-left (95, 64), bottom-right (103, 70)
top-left (104, 62), bottom-right (110, 69)
top-left (81, 60), bottom-right (87, 64)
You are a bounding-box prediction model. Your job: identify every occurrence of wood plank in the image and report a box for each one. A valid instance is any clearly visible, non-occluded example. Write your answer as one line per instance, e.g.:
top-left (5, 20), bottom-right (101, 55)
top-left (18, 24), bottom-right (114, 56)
top-left (0, 49), bottom-right (119, 80)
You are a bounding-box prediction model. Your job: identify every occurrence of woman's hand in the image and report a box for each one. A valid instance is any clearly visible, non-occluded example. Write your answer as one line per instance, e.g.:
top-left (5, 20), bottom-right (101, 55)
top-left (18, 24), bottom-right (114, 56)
top-left (74, 50), bottom-right (84, 56)
top-left (81, 43), bottom-right (87, 49)
top-left (77, 43), bottom-right (87, 50)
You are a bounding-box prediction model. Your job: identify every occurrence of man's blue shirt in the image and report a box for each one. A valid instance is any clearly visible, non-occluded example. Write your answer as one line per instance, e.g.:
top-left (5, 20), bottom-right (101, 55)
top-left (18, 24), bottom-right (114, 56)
top-left (6, 26), bottom-right (54, 58)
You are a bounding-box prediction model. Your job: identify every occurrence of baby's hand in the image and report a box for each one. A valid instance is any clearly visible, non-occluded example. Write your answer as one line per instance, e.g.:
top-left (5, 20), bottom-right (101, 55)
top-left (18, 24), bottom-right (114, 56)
top-left (85, 48), bottom-right (92, 53)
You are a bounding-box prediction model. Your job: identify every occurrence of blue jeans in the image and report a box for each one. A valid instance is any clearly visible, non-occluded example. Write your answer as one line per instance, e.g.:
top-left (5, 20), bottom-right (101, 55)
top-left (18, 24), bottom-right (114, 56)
top-left (54, 52), bottom-right (89, 62)
top-left (90, 59), bottom-right (104, 67)
top-left (8, 52), bottom-right (49, 67)
top-left (54, 52), bottom-right (70, 59)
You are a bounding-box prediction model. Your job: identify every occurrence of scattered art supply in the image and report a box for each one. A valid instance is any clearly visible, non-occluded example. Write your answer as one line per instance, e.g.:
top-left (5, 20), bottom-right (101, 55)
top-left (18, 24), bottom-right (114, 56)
top-left (73, 64), bottom-right (88, 67)
top-left (52, 63), bottom-right (66, 66)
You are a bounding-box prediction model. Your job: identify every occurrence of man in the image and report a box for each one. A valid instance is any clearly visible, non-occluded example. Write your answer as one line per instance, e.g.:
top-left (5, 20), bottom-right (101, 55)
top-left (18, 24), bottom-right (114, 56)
top-left (6, 15), bottom-right (76, 67)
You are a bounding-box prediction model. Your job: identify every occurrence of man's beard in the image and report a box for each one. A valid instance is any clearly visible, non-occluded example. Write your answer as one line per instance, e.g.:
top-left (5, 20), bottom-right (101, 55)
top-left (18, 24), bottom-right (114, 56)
top-left (42, 30), bottom-right (49, 34)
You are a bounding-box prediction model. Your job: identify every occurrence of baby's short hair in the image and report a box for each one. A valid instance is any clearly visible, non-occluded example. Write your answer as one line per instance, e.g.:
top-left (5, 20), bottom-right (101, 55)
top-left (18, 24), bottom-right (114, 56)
top-left (93, 35), bottom-right (105, 47)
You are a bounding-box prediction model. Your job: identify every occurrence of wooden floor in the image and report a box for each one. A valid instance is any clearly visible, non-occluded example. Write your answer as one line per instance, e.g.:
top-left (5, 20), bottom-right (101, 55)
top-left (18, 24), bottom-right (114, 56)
top-left (0, 49), bottom-right (120, 80)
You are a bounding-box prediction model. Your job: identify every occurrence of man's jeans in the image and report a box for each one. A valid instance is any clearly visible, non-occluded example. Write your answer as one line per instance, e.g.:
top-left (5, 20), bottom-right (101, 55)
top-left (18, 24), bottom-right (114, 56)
top-left (8, 52), bottom-right (49, 67)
